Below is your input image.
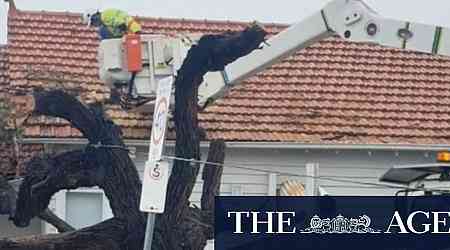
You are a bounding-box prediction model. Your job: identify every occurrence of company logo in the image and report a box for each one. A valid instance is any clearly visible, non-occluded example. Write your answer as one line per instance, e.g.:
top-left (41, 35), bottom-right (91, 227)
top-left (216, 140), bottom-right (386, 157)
top-left (301, 215), bottom-right (379, 234)
top-left (227, 211), bottom-right (450, 235)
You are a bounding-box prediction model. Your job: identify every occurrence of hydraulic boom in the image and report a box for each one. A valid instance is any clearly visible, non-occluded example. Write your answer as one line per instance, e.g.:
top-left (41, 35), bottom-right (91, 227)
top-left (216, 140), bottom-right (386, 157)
top-left (205, 0), bottom-right (450, 107)
top-left (97, 0), bottom-right (450, 110)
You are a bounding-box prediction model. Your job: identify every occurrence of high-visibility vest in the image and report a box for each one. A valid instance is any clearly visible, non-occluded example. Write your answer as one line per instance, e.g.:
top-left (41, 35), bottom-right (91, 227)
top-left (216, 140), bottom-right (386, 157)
top-left (101, 9), bottom-right (142, 36)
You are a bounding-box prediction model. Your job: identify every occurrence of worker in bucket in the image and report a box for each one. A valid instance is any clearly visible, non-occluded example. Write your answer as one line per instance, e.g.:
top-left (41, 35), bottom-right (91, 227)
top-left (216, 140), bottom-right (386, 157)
top-left (83, 9), bottom-right (142, 40)
top-left (83, 9), bottom-right (145, 109)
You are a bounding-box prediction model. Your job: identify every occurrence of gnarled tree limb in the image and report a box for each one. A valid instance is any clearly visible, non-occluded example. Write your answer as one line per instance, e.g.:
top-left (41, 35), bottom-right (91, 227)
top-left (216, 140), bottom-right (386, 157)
top-left (165, 24), bottom-right (267, 224)
top-left (0, 176), bottom-right (17, 217)
top-left (0, 176), bottom-right (75, 233)
top-left (158, 24), bottom-right (266, 250)
top-left (9, 90), bottom-right (145, 250)
top-left (0, 218), bottom-right (126, 250)
top-left (38, 209), bottom-right (75, 233)
top-left (13, 150), bottom-right (95, 227)
top-left (2, 23), bottom-right (266, 250)
top-left (201, 140), bottom-right (226, 212)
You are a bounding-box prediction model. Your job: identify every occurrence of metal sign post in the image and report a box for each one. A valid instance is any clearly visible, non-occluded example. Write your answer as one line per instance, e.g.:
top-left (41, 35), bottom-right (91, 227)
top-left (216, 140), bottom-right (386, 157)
top-left (140, 76), bottom-right (174, 250)
top-left (143, 213), bottom-right (156, 250)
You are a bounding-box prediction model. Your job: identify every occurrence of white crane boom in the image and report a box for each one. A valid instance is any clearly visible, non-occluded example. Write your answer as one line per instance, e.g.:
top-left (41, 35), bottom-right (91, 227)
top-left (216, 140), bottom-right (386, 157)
top-left (200, 0), bottom-right (450, 107)
top-left (97, 0), bottom-right (450, 110)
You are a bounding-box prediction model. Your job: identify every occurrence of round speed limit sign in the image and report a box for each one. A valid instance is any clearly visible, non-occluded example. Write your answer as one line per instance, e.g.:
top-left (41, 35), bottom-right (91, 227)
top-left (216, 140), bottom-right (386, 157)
top-left (152, 97), bottom-right (168, 146)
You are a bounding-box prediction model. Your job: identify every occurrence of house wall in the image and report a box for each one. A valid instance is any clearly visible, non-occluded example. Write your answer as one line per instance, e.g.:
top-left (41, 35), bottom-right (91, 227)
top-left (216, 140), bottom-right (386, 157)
top-left (1, 143), bottom-right (437, 237)
top-left (132, 145), bottom-right (435, 201)
top-left (0, 216), bottom-right (42, 237)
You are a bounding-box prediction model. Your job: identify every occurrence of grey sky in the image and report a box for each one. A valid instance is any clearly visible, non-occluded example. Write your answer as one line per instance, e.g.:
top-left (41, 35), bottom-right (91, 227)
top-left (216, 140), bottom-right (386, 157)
top-left (2, 0), bottom-right (450, 44)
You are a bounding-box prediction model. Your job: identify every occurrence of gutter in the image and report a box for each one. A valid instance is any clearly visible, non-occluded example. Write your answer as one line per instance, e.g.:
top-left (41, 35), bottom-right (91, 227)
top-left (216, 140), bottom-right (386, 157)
top-left (20, 138), bottom-right (450, 151)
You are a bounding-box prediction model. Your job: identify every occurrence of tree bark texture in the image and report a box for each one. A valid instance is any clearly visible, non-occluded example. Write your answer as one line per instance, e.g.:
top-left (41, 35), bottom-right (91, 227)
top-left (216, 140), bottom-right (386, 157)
top-left (0, 24), bottom-right (267, 250)
top-left (0, 176), bottom-right (75, 233)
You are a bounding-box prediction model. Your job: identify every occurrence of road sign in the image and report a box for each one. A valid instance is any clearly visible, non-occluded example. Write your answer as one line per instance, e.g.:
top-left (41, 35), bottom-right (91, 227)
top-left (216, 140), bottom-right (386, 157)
top-left (141, 160), bottom-right (170, 213)
top-left (140, 76), bottom-right (174, 213)
top-left (148, 76), bottom-right (173, 163)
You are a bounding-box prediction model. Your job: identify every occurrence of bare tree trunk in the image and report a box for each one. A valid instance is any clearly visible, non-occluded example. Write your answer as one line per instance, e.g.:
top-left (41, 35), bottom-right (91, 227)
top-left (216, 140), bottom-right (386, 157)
top-left (0, 24), bottom-right (267, 250)
top-left (202, 140), bottom-right (226, 213)
top-left (200, 140), bottom-right (226, 237)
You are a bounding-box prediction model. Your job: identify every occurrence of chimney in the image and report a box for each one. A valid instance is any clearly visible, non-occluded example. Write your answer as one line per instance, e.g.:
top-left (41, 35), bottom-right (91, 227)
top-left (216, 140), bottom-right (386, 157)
top-left (4, 0), bottom-right (16, 13)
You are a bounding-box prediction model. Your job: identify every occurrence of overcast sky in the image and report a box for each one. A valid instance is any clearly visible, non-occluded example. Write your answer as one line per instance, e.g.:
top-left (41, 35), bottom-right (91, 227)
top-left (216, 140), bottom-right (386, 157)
top-left (2, 0), bottom-right (450, 44)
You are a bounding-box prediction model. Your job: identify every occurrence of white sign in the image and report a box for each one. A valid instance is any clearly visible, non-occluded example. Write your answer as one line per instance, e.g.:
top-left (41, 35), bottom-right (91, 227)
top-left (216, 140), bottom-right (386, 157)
top-left (140, 76), bottom-right (174, 213)
top-left (140, 160), bottom-right (170, 213)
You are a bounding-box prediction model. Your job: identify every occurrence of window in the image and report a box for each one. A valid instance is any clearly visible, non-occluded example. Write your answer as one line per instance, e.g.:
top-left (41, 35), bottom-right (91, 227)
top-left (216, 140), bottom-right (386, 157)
top-left (66, 192), bottom-right (104, 229)
top-left (49, 188), bottom-right (113, 232)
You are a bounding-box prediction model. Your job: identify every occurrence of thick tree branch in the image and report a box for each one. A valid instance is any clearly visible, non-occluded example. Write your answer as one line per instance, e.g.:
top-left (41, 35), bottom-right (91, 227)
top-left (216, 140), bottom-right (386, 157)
top-left (0, 176), bottom-right (17, 217)
top-left (11, 90), bottom-right (146, 249)
top-left (0, 176), bottom-right (75, 232)
top-left (0, 218), bottom-right (126, 250)
top-left (160, 162), bottom-right (224, 250)
top-left (13, 150), bottom-right (95, 227)
top-left (165, 24), bottom-right (267, 224)
top-left (201, 140), bottom-right (226, 213)
top-left (32, 91), bottom-right (102, 142)
top-left (177, 207), bottom-right (212, 250)
top-left (155, 24), bottom-right (266, 250)
top-left (25, 91), bottom-right (144, 222)
top-left (39, 209), bottom-right (76, 233)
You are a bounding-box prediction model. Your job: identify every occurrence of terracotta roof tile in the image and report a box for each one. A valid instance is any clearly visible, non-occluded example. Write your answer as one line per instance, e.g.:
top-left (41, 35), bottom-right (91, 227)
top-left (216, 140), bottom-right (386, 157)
top-left (1, 45), bottom-right (45, 177)
top-left (3, 9), bottom-right (450, 145)
top-left (0, 46), bottom-right (8, 98)
top-left (0, 143), bottom-right (45, 178)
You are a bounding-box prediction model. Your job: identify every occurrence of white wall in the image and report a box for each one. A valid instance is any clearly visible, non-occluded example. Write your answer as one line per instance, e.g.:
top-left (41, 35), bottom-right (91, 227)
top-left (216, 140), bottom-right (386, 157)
top-left (134, 146), bottom-right (273, 206)
top-left (133, 145), bottom-right (436, 200)
top-left (0, 216), bottom-right (42, 237)
top-left (57, 143), bottom-right (433, 201)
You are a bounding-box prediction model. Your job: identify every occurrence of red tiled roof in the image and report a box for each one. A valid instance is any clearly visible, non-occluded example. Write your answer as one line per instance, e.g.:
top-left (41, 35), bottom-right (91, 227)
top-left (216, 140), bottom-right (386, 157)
top-left (5, 8), bottom-right (450, 145)
top-left (0, 143), bottom-right (45, 178)
top-left (1, 46), bottom-right (44, 177)
top-left (0, 45), bottom-right (8, 98)
top-left (0, 45), bottom-right (12, 175)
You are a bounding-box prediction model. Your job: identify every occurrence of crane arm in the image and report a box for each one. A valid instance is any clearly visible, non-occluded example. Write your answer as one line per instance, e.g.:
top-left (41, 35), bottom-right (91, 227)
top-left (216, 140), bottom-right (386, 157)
top-left (198, 0), bottom-right (450, 107)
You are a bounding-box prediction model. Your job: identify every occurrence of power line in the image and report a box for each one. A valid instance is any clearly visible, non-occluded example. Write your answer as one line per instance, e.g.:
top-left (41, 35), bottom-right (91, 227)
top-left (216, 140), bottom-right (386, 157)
top-left (162, 155), bottom-right (406, 189)
top-left (214, 160), bottom-right (391, 170)
top-left (320, 175), bottom-right (379, 179)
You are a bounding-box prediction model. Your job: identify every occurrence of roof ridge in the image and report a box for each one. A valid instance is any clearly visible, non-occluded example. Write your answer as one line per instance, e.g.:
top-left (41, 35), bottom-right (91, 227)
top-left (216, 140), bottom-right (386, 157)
top-left (9, 9), bottom-right (289, 28)
top-left (10, 9), bottom-right (84, 17)
top-left (138, 16), bottom-right (288, 27)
